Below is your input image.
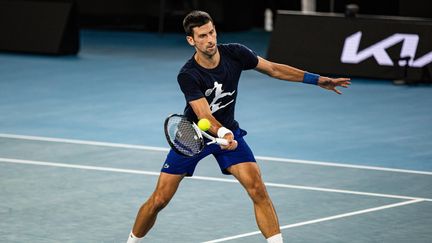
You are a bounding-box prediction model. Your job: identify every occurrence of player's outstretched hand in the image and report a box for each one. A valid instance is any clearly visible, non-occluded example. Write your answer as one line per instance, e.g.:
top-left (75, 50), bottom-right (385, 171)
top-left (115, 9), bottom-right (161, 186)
top-left (318, 77), bottom-right (351, 94)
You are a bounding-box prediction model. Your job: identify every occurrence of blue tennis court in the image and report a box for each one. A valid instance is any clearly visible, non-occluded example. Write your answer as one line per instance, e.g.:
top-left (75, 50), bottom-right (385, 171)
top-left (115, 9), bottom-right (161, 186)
top-left (1, 30), bottom-right (431, 242)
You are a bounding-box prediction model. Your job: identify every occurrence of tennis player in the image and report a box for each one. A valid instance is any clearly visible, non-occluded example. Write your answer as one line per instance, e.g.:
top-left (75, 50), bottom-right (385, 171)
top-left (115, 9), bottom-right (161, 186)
top-left (127, 10), bottom-right (350, 243)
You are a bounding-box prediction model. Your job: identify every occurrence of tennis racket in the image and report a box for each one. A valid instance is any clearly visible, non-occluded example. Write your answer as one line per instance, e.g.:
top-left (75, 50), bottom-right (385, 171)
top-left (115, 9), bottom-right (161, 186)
top-left (164, 114), bottom-right (228, 157)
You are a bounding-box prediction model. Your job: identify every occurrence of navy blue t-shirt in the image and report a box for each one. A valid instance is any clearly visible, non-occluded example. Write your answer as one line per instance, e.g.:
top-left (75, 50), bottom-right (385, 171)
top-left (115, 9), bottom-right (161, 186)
top-left (177, 43), bottom-right (258, 131)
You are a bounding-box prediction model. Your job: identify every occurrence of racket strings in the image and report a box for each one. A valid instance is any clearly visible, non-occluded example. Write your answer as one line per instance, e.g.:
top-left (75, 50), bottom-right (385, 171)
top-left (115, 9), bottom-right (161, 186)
top-left (167, 116), bottom-right (203, 156)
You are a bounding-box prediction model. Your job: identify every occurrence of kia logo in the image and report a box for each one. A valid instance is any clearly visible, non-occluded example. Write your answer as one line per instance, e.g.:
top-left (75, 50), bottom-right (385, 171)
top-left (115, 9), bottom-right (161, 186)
top-left (341, 31), bottom-right (432, 68)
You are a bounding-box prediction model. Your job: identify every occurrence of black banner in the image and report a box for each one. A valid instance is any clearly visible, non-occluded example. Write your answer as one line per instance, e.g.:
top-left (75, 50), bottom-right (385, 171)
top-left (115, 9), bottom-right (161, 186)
top-left (0, 0), bottom-right (79, 55)
top-left (267, 11), bottom-right (432, 81)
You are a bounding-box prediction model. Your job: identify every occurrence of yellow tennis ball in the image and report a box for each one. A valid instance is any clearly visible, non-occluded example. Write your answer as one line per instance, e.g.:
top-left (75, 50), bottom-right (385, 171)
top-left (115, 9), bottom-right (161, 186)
top-left (197, 118), bottom-right (211, 131)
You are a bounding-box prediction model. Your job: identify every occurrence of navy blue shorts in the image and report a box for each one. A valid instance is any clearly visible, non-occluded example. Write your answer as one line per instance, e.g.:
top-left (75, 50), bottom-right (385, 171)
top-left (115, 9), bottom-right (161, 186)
top-left (161, 128), bottom-right (256, 176)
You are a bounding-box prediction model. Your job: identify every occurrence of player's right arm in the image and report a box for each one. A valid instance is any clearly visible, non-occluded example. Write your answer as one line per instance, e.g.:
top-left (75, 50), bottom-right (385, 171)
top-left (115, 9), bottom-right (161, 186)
top-left (189, 97), bottom-right (237, 150)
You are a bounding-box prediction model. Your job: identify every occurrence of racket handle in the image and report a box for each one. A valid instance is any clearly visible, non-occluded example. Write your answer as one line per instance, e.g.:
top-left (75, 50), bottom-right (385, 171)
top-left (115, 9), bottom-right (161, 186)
top-left (215, 138), bottom-right (229, 146)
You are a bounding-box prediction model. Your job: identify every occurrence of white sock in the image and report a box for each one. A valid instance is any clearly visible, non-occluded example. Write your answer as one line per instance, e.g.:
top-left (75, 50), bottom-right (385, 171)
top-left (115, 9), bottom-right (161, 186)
top-left (267, 233), bottom-right (283, 243)
top-left (126, 231), bottom-right (143, 243)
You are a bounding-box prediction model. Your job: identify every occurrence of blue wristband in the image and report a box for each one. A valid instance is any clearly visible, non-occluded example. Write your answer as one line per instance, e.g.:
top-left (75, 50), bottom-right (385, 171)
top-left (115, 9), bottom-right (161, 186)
top-left (303, 72), bottom-right (319, 85)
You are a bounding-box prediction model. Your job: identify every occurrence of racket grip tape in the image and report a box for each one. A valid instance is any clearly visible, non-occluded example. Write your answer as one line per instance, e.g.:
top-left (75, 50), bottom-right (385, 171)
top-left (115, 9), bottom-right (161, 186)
top-left (215, 138), bottom-right (229, 146)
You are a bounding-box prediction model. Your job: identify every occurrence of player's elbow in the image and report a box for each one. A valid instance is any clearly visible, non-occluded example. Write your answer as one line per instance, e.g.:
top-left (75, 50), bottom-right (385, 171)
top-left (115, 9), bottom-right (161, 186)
top-left (189, 98), bottom-right (212, 119)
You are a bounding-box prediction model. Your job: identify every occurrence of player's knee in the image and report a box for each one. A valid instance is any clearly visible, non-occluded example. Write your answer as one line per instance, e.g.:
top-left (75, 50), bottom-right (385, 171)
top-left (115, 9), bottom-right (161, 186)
top-left (149, 194), bottom-right (170, 213)
top-left (247, 182), bottom-right (268, 203)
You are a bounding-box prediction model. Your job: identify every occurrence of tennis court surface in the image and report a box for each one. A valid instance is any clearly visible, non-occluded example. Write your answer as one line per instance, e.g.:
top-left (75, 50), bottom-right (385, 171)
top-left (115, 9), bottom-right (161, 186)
top-left (0, 133), bottom-right (431, 243)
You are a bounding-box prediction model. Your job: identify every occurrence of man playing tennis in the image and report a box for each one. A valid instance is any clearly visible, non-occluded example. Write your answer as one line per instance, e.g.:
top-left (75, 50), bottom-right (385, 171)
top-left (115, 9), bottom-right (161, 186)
top-left (127, 10), bottom-right (350, 243)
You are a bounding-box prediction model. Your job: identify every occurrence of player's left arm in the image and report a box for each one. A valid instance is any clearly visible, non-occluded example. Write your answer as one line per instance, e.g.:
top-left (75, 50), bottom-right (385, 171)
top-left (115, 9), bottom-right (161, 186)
top-left (189, 97), bottom-right (237, 150)
top-left (255, 56), bottom-right (351, 94)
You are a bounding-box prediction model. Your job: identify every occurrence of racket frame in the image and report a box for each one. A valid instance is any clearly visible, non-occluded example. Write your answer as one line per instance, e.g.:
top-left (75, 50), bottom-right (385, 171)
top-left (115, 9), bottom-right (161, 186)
top-left (164, 114), bottom-right (228, 157)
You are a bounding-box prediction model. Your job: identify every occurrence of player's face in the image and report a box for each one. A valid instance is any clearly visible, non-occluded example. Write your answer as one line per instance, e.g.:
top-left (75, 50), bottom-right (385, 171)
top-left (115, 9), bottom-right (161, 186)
top-left (187, 22), bottom-right (217, 57)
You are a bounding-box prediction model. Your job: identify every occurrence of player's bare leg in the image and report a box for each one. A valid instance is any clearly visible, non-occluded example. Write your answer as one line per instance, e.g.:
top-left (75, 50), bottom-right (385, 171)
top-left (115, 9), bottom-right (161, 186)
top-left (228, 162), bottom-right (282, 242)
top-left (129, 172), bottom-right (184, 239)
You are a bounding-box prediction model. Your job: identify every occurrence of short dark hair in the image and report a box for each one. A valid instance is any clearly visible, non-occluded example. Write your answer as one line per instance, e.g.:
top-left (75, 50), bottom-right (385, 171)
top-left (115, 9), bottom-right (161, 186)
top-left (183, 10), bottom-right (213, 36)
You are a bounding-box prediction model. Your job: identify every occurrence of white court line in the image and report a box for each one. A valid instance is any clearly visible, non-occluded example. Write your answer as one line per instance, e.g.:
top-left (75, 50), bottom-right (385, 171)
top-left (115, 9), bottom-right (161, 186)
top-left (0, 133), bottom-right (431, 176)
top-left (0, 157), bottom-right (161, 176)
top-left (0, 157), bottom-right (431, 202)
top-left (257, 156), bottom-right (432, 176)
top-left (0, 133), bottom-right (169, 152)
top-left (202, 199), bottom-right (424, 243)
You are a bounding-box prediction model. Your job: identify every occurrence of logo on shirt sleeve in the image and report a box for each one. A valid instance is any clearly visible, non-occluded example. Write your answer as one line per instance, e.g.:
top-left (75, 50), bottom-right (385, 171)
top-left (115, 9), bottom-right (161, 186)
top-left (205, 81), bottom-right (235, 113)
